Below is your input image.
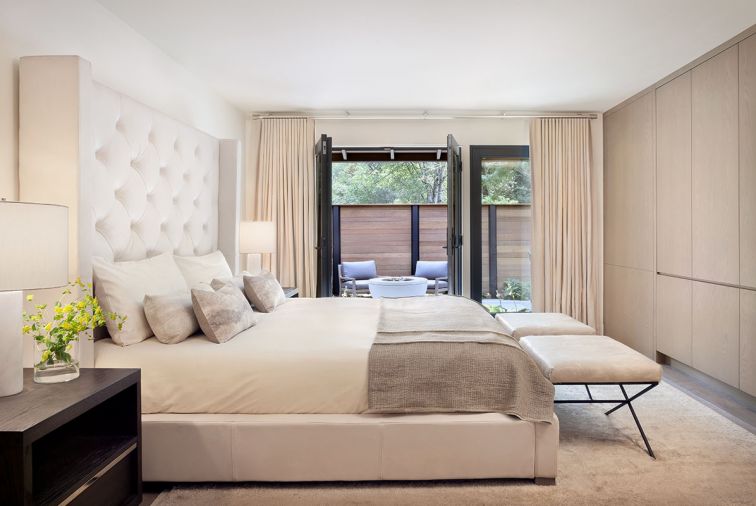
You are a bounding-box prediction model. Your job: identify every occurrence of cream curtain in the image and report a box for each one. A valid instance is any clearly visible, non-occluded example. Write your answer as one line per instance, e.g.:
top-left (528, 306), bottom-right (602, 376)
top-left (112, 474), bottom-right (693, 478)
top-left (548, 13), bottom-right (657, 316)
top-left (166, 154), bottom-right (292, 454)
top-left (530, 118), bottom-right (601, 330)
top-left (254, 118), bottom-right (317, 297)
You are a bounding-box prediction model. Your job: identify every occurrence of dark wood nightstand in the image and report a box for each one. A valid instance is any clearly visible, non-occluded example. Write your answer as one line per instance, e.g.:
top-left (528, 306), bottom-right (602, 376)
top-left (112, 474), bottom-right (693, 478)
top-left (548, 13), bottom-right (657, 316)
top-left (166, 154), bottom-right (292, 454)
top-left (283, 287), bottom-right (299, 298)
top-left (0, 368), bottom-right (141, 506)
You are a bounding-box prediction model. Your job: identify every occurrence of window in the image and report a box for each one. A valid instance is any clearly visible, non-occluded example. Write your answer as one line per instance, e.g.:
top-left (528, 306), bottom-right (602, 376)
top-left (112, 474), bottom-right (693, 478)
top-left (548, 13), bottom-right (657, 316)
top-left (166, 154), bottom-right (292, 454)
top-left (470, 146), bottom-right (532, 314)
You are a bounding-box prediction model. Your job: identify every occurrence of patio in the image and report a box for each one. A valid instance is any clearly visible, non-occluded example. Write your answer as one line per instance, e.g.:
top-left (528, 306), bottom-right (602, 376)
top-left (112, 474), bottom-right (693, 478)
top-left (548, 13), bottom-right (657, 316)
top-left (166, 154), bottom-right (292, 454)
top-left (332, 203), bottom-right (532, 312)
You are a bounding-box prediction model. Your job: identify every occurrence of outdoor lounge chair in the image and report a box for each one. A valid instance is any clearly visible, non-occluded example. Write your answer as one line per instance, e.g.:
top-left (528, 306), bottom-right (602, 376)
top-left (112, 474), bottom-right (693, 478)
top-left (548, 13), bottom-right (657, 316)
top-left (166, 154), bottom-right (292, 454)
top-left (414, 260), bottom-right (449, 295)
top-left (339, 260), bottom-right (378, 297)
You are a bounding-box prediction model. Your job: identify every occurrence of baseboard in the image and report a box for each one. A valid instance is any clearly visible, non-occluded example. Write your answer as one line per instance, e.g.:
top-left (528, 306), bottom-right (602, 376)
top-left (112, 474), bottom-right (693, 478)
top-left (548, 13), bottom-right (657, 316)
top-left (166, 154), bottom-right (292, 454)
top-left (660, 358), bottom-right (756, 435)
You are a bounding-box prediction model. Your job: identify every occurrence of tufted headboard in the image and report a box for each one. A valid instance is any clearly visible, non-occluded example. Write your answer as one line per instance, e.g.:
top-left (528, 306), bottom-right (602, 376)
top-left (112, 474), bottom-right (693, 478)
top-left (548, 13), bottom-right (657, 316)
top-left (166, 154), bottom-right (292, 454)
top-left (19, 56), bottom-right (242, 366)
top-left (89, 83), bottom-right (220, 262)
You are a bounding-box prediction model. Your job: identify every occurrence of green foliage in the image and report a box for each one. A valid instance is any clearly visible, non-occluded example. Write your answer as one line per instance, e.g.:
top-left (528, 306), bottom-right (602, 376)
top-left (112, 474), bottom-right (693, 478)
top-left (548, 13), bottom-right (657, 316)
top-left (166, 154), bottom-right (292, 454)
top-left (332, 159), bottom-right (531, 206)
top-left (23, 279), bottom-right (126, 368)
top-left (333, 161), bottom-right (447, 204)
top-left (497, 278), bottom-right (531, 301)
top-left (480, 160), bottom-right (531, 204)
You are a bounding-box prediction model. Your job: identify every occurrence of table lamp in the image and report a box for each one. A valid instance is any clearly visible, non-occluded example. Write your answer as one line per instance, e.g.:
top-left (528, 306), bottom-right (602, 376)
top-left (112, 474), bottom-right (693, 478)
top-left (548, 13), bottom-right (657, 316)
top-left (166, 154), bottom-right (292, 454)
top-left (239, 221), bottom-right (276, 274)
top-left (0, 201), bottom-right (68, 396)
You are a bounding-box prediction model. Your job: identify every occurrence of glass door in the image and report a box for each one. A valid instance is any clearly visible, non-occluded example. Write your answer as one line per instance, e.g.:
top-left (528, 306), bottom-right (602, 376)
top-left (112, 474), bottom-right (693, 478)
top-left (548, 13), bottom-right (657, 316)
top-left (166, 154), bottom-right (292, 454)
top-left (315, 134), bottom-right (333, 297)
top-left (446, 134), bottom-right (463, 295)
top-left (469, 146), bottom-right (531, 313)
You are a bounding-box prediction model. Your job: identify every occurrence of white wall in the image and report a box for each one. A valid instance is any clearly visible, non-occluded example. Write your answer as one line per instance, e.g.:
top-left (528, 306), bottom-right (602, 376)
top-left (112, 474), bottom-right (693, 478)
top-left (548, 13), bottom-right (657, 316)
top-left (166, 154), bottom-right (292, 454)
top-left (0, 0), bottom-right (245, 200)
top-left (246, 116), bottom-right (603, 297)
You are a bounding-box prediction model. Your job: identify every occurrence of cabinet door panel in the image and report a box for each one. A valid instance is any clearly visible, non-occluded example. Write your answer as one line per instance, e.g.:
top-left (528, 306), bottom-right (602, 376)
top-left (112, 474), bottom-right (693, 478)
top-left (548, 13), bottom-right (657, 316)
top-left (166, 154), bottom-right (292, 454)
top-left (691, 46), bottom-right (739, 285)
top-left (604, 264), bottom-right (654, 357)
top-left (656, 73), bottom-right (692, 277)
top-left (740, 35), bottom-right (756, 288)
top-left (740, 290), bottom-right (756, 396)
top-left (604, 93), bottom-right (655, 271)
top-left (691, 281), bottom-right (739, 387)
top-left (656, 275), bottom-right (692, 364)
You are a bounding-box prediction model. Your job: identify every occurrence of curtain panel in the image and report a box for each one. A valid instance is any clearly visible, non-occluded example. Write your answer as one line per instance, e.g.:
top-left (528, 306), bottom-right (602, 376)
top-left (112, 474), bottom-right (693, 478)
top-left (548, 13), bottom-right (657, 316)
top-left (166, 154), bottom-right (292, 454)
top-left (530, 118), bottom-right (601, 330)
top-left (254, 118), bottom-right (317, 297)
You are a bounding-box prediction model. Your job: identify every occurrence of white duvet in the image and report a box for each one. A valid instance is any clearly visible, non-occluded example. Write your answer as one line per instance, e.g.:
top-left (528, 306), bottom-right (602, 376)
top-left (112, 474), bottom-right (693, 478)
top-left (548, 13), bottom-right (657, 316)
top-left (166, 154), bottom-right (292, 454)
top-left (95, 297), bottom-right (380, 414)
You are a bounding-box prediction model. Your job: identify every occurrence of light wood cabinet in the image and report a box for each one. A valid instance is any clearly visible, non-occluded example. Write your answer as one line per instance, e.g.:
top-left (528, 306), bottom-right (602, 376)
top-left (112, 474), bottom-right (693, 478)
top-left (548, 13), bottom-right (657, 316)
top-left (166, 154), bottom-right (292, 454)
top-left (691, 46), bottom-right (740, 285)
top-left (656, 275), bottom-right (692, 364)
top-left (740, 290), bottom-right (756, 396)
top-left (604, 264), bottom-right (654, 358)
top-left (740, 35), bottom-right (756, 288)
top-left (691, 281), bottom-right (740, 387)
top-left (604, 92), bottom-right (655, 272)
top-left (656, 73), bottom-right (692, 277)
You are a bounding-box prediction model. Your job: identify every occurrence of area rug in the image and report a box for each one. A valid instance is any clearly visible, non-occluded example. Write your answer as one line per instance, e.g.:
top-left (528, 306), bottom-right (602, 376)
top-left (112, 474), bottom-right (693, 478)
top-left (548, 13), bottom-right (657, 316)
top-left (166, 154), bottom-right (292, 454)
top-left (152, 383), bottom-right (756, 505)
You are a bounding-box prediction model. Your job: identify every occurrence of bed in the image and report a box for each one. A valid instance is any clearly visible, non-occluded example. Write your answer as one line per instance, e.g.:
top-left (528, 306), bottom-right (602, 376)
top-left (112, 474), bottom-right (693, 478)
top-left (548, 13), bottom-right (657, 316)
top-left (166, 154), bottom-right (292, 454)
top-left (18, 55), bottom-right (559, 484)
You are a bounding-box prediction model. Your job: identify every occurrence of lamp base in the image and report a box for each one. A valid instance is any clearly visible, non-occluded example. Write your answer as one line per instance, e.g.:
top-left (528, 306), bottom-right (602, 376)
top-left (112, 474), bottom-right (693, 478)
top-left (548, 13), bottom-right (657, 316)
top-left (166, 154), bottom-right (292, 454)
top-left (0, 290), bottom-right (23, 397)
top-left (245, 253), bottom-right (263, 275)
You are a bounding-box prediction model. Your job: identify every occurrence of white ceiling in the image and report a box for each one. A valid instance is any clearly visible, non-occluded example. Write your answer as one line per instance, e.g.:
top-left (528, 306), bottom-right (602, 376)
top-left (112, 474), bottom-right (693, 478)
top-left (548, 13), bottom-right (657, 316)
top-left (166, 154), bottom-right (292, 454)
top-left (97, 0), bottom-right (756, 113)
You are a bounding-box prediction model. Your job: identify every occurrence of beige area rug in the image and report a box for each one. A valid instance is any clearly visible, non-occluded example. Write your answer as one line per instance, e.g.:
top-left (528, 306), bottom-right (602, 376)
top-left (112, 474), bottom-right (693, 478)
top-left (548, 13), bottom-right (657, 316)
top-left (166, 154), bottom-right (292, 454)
top-left (153, 383), bottom-right (756, 505)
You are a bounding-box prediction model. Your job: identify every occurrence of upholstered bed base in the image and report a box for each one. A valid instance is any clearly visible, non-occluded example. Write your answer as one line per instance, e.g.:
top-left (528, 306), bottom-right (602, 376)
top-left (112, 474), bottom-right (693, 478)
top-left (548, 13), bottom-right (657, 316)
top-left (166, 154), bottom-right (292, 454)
top-left (142, 413), bottom-right (559, 483)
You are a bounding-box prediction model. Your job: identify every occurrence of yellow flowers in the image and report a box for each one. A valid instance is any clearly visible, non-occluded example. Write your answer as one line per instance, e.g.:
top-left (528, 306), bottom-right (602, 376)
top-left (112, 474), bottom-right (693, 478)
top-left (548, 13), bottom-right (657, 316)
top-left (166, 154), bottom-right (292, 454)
top-left (24, 279), bottom-right (126, 369)
top-left (26, 294), bottom-right (34, 302)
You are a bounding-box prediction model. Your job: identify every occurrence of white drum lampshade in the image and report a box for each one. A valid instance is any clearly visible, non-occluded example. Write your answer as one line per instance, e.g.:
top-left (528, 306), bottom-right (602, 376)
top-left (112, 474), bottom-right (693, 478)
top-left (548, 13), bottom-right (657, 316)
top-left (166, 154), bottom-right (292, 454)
top-left (240, 221), bottom-right (276, 274)
top-left (0, 201), bottom-right (68, 396)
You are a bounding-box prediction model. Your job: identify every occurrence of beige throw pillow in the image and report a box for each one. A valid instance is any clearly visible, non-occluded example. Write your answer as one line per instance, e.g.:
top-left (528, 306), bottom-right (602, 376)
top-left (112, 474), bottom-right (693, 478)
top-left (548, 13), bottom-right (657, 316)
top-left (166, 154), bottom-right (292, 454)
top-left (243, 270), bottom-right (286, 313)
top-left (211, 271), bottom-right (252, 303)
top-left (143, 292), bottom-right (199, 344)
top-left (191, 283), bottom-right (258, 343)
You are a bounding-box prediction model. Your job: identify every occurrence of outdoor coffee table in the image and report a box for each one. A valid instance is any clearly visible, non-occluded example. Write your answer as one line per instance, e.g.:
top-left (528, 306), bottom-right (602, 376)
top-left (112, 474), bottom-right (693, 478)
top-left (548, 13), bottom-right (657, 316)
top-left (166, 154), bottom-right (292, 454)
top-left (368, 276), bottom-right (428, 298)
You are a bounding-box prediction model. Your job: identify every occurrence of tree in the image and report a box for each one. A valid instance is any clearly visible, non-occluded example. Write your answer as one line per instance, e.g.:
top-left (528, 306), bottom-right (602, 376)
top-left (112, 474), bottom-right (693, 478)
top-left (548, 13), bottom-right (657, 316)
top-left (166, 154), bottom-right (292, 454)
top-left (332, 161), bottom-right (447, 204)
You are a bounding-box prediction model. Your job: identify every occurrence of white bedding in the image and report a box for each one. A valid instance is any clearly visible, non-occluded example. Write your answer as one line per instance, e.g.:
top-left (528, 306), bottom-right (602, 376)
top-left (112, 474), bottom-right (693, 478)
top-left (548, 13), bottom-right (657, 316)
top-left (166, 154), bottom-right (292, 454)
top-left (95, 297), bottom-right (379, 414)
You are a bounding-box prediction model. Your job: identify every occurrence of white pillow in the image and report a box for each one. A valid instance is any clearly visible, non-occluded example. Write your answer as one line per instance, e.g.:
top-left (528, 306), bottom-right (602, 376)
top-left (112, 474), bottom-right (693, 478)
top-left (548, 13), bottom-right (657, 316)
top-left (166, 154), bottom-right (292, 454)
top-left (174, 251), bottom-right (233, 288)
top-left (93, 253), bottom-right (189, 346)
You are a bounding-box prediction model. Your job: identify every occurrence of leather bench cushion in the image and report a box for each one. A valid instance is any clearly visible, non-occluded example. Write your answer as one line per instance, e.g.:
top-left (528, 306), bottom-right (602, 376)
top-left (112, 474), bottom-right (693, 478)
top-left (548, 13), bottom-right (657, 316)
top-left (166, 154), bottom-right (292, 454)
top-left (520, 335), bottom-right (662, 384)
top-left (495, 312), bottom-right (596, 340)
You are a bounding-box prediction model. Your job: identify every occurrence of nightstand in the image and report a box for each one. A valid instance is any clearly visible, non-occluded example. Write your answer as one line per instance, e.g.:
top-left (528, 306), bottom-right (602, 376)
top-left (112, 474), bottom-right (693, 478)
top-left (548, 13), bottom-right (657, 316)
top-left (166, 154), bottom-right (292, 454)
top-left (0, 368), bottom-right (141, 506)
top-left (283, 287), bottom-right (299, 298)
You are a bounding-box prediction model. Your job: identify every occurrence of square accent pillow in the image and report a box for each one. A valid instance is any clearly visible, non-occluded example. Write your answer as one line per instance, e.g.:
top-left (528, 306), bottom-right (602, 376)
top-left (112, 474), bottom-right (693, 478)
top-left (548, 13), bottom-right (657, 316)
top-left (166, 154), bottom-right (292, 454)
top-left (191, 283), bottom-right (258, 343)
top-left (174, 251), bottom-right (233, 288)
top-left (243, 270), bottom-right (286, 313)
top-left (93, 252), bottom-right (189, 346)
top-left (211, 271), bottom-right (252, 303)
top-left (143, 292), bottom-right (199, 344)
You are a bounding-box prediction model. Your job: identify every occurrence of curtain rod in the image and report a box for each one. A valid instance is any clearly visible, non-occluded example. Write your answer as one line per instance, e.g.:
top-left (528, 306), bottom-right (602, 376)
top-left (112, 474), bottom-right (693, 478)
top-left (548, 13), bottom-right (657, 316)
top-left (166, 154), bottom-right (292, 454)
top-left (249, 111), bottom-right (598, 120)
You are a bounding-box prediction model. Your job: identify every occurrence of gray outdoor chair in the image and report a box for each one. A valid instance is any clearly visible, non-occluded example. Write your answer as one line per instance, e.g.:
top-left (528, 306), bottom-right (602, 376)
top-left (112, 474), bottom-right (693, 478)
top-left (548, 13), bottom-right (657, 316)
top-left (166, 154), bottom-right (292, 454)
top-left (414, 260), bottom-right (448, 295)
top-left (339, 260), bottom-right (378, 297)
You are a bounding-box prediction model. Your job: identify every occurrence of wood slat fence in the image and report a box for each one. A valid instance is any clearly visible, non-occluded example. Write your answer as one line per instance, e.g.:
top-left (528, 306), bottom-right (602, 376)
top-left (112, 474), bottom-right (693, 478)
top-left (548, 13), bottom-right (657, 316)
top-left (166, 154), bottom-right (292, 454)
top-left (333, 204), bottom-right (531, 295)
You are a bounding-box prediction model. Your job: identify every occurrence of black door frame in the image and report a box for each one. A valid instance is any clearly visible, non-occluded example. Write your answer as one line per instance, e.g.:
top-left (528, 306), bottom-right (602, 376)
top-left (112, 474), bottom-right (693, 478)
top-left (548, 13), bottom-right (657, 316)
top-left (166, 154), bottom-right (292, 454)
top-left (315, 134), bottom-right (333, 297)
top-left (469, 145), bottom-right (530, 302)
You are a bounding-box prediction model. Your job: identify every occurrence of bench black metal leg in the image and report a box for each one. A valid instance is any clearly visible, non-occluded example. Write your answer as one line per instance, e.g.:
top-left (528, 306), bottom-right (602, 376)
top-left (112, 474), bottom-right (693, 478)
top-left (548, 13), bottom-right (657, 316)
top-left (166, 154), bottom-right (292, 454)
top-left (585, 384), bottom-right (593, 400)
top-left (605, 383), bottom-right (657, 416)
top-left (619, 385), bottom-right (655, 458)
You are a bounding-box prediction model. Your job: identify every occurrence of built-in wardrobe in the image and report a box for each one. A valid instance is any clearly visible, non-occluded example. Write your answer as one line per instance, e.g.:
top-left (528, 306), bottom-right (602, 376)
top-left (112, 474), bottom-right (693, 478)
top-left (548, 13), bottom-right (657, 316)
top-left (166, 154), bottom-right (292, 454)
top-left (604, 27), bottom-right (756, 397)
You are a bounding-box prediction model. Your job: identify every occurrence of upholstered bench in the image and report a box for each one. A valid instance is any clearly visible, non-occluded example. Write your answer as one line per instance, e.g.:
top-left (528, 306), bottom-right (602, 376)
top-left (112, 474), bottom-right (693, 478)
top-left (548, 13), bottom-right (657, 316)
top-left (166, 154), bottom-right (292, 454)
top-left (520, 334), bottom-right (662, 458)
top-left (495, 312), bottom-right (595, 340)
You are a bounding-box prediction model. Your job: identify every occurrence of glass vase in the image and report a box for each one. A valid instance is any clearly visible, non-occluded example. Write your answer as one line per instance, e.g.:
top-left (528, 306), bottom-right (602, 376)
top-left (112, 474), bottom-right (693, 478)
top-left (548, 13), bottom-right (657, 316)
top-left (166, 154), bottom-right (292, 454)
top-left (33, 339), bottom-right (80, 384)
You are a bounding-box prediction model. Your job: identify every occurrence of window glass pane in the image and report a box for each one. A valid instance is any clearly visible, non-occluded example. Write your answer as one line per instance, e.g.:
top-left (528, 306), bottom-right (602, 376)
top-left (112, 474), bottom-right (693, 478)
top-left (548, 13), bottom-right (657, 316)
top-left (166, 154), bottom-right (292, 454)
top-left (480, 157), bottom-right (532, 314)
top-left (481, 159), bottom-right (531, 204)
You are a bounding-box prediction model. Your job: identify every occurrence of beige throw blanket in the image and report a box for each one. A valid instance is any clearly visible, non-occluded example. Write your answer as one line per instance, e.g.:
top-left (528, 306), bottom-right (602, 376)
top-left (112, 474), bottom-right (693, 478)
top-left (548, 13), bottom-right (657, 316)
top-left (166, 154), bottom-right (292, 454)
top-left (368, 296), bottom-right (555, 423)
